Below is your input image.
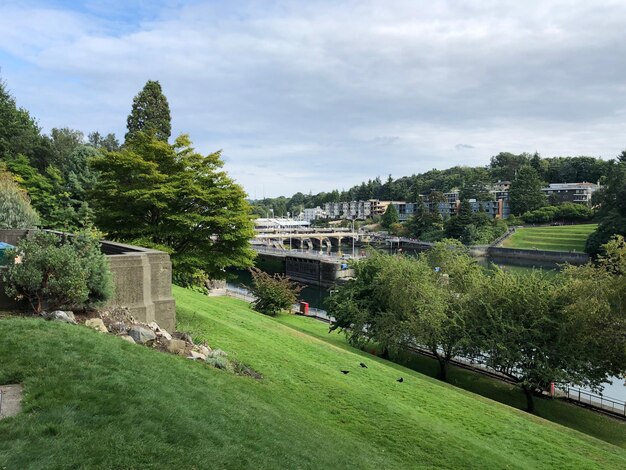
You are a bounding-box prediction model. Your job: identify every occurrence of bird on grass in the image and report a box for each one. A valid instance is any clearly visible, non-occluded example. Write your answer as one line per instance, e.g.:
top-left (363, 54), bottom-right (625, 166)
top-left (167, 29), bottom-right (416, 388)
top-left (359, 362), bottom-right (367, 368)
top-left (397, 377), bottom-right (404, 383)
top-left (340, 370), bottom-right (350, 374)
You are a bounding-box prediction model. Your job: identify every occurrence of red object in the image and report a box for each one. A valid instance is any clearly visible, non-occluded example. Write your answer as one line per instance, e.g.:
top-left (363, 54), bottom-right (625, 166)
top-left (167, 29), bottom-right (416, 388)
top-left (550, 382), bottom-right (555, 397)
top-left (299, 301), bottom-right (309, 315)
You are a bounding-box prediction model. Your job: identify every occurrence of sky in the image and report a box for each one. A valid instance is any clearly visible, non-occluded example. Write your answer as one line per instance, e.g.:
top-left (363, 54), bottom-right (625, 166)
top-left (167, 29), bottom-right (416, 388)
top-left (1, 0), bottom-right (625, 198)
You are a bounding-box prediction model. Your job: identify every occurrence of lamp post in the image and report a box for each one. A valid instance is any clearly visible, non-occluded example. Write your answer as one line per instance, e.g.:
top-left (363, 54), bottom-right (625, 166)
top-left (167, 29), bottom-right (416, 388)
top-left (351, 217), bottom-right (356, 258)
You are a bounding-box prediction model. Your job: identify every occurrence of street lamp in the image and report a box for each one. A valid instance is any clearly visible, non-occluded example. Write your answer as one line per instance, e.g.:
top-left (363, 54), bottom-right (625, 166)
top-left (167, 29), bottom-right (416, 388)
top-left (351, 217), bottom-right (356, 258)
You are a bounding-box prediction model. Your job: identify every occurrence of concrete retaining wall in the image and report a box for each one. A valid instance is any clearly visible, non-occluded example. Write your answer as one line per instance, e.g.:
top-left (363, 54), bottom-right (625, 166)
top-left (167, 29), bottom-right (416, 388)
top-left (487, 246), bottom-right (589, 266)
top-left (285, 256), bottom-right (354, 286)
top-left (0, 231), bottom-right (176, 331)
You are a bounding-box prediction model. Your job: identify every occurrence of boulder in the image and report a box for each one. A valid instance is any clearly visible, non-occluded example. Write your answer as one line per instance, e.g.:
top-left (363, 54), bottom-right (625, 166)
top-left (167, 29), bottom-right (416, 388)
top-left (147, 321), bottom-right (160, 331)
top-left (187, 351), bottom-right (207, 361)
top-left (107, 321), bottom-right (129, 335)
top-left (128, 325), bottom-right (156, 344)
top-left (173, 331), bottom-right (193, 343)
top-left (85, 318), bottom-right (108, 333)
top-left (43, 310), bottom-right (76, 324)
top-left (196, 345), bottom-right (211, 356)
top-left (119, 335), bottom-right (136, 344)
top-left (165, 338), bottom-right (187, 355)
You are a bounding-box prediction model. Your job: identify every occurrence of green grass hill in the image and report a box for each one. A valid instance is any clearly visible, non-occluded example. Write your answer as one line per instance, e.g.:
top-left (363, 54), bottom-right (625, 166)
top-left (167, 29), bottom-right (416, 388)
top-left (0, 286), bottom-right (624, 469)
top-left (501, 224), bottom-right (597, 252)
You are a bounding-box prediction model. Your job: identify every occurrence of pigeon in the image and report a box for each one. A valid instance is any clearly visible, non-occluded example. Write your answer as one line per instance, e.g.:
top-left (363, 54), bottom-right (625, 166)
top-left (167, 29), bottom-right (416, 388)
top-left (340, 370), bottom-right (350, 374)
top-left (397, 377), bottom-right (404, 383)
top-left (359, 362), bottom-right (368, 368)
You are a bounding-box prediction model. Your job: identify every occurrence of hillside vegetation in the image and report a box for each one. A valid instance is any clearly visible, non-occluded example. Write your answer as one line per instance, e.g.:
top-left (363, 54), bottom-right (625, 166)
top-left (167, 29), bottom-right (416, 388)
top-left (502, 224), bottom-right (597, 252)
top-left (1, 287), bottom-right (625, 468)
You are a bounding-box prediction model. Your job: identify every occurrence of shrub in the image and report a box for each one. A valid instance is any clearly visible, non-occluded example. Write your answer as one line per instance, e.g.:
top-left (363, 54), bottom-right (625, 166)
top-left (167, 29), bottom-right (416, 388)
top-left (3, 230), bottom-right (113, 313)
top-left (249, 267), bottom-right (302, 316)
top-left (0, 170), bottom-right (39, 228)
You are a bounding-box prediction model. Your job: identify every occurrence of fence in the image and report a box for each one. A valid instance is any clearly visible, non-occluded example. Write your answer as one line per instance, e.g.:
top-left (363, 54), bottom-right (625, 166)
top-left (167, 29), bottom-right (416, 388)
top-left (561, 386), bottom-right (626, 417)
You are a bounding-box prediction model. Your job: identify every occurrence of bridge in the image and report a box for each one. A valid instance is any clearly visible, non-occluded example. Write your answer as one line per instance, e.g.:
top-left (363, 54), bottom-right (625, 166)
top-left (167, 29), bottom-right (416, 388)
top-left (254, 231), bottom-right (360, 251)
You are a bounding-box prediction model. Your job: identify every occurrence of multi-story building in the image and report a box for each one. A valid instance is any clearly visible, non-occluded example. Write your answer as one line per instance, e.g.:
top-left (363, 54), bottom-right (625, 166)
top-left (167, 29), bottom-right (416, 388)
top-left (300, 207), bottom-right (327, 222)
top-left (541, 182), bottom-right (599, 205)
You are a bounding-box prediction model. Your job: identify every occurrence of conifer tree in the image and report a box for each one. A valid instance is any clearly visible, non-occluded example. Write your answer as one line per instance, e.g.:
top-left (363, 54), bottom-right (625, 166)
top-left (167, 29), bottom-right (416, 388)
top-left (125, 80), bottom-right (172, 143)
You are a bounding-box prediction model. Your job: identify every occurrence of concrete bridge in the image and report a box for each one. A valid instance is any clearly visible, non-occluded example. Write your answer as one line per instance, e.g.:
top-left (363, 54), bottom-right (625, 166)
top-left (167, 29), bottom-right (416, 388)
top-left (254, 231), bottom-right (359, 251)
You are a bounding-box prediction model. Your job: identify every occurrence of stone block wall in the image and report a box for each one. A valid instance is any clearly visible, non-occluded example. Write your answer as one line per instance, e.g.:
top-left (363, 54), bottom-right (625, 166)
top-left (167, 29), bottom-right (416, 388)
top-left (0, 231), bottom-right (176, 331)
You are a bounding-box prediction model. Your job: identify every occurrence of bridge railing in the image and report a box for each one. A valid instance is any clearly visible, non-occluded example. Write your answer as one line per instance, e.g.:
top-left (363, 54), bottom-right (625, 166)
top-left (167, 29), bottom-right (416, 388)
top-left (561, 386), bottom-right (626, 417)
top-left (252, 245), bottom-right (365, 260)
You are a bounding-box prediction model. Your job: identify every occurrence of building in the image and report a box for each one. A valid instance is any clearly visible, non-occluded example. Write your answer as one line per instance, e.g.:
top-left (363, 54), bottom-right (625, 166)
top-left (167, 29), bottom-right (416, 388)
top-left (254, 218), bottom-right (310, 231)
top-left (299, 207), bottom-right (327, 222)
top-left (541, 182), bottom-right (599, 205)
top-left (323, 199), bottom-right (389, 220)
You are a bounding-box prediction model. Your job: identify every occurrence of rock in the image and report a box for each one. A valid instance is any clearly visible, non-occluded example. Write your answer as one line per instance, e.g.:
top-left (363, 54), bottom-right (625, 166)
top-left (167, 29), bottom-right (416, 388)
top-left (156, 329), bottom-right (172, 341)
top-left (128, 325), bottom-right (156, 344)
top-left (107, 321), bottom-right (128, 335)
top-left (197, 345), bottom-right (211, 356)
top-left (85, 318), bottom-right (108, 333)
top-left (165, 338), bottom-right (187, 355)
top-left (173, 331), bottom-right (193, 343)
top-left (119, 335), bottom-right (136, 344)
top-left (187, 351), bottom-right (207, 361)
top-left (43, 310), bottom-right (76, 324)
top-left (147, 321), bottom-right (160, 331)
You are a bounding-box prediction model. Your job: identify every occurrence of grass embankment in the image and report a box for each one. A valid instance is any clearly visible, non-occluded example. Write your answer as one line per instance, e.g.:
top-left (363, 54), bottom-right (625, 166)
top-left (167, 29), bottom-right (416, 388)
top-left (0, 286), bottom-right (624, 468)
top-left (501, 224), bottom-right (597, 252)
top-left (276, 313), bottom-right (626, 448)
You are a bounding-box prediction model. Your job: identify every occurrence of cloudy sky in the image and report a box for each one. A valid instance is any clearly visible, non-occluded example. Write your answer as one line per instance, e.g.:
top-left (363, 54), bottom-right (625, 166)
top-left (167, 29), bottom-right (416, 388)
top-left (1, 1), bottom-right (625, 197)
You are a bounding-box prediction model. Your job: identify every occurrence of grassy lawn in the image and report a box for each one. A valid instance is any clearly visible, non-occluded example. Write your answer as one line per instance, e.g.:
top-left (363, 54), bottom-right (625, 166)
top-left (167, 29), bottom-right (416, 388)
top-left (501, 224), bottom-right (597, 252)
top-left (276, 312), bottom-right (626, 448)
top-left (0, 287), bottom-right (623, 468)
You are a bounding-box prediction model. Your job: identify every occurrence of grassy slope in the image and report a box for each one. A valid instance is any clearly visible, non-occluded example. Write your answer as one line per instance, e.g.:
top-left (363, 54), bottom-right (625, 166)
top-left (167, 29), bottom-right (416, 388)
top-left (276, 313), bottom-right (626, 448)
top-left (501, 224), bottom-right (597, 252)
top-left (0, 288), bottom-right (623, 469)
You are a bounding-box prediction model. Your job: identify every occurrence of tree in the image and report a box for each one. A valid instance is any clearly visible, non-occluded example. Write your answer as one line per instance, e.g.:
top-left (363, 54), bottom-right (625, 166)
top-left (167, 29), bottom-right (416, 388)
top-left (586, 160), bottom-right (626, 256)
top-left (381, 204), bottom-right (399, 229)
top-left (90, 132), bottom-right (255, 285)
top-left (508, 165), bottom-right (546, 215)
top-left (125, 80), bottom-right (172, 143)
top-left (88, 131), bottom-right (120, 152)
top-left (3, 230), bottom-right (113, 313)
top-left (249, 267), bottom-right (302, 316)
top-left (423, 241), bottom-right (485, 380)
top-left (0, 170), bottom-right (39, 228)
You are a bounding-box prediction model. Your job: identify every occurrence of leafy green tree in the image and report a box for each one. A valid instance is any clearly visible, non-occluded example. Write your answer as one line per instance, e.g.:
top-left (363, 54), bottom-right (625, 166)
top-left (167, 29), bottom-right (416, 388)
top-left (381, 204), bottom-right (399, 229)
top-left (0, 170), bottom-right (39, 228)
top-left (90, 132), bottom-right (255, 285)
top-left (3, 230), bottom-right (112, 313)
top-left (125, 80), bottom-right (172, 143)
top-left (249, 267), bottom-right (302, 316)
top-left (88, 131), bottom-right (120, 152)
top-left (508, 165), bottom-right (547, 215)
top-left (586, 160), bottom-right (626, 256)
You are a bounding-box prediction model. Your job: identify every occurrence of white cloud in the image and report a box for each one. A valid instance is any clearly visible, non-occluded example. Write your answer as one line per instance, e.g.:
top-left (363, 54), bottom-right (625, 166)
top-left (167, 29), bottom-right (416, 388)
top-left (1, 1), bottom-right (626, 196)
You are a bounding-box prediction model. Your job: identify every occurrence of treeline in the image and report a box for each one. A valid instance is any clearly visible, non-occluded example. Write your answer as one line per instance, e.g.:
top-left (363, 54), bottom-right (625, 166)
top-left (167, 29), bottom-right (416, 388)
top-left (327, 240), bottom-right (626, 412)
top-left (0, 77), bottom-right (255, 286)
top-left (252, 152), bottom-right (611, 217)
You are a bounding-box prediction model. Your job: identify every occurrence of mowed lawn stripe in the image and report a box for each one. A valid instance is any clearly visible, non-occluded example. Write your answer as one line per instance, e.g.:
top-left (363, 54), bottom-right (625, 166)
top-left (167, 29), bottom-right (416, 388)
top-left (502, 224), bottom-right (597, 251)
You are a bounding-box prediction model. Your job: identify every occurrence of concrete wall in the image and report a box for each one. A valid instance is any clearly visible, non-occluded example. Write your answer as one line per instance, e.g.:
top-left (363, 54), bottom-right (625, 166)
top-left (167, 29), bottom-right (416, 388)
top-left (487, 246), bottom-right (589, 266)
top-left (0, 231), bottom-right (176, 331)
top-left (285, 256), bottom-right (354, 286)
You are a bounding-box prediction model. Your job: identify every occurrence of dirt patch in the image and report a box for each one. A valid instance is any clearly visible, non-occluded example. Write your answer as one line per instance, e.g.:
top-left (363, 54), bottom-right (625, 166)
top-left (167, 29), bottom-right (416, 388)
top-left (0, 384), bottom-right (23, 419)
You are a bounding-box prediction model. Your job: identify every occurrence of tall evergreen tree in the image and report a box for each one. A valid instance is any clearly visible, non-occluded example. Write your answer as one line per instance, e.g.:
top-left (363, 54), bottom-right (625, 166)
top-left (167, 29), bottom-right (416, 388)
top-left (125, 80), bottom-right (172, 143)
top-left (508, 166), bottom-right (547, 215)
top-left (381, 203), bottom-right (399, 229)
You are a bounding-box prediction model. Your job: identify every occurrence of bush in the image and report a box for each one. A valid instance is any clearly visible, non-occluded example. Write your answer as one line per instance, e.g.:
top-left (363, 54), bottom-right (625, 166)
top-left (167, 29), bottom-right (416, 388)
top-left (0, 170), bottom-right (39, 229)
top-left (249, 267), bottom-right (302, 316)
top-left (3, 230), bottom-right (113, 313)
top-left (522, 203), bottom-right (593, 224)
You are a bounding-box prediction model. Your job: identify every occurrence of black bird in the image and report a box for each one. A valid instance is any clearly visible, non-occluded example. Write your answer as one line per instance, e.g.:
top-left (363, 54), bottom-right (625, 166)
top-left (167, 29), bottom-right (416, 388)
top-left (340, 370), bottom-right (350, 374)
top-left (397, 377), bottom-right (404, 383)
top-left (359, 362), bottom-right (367, 368)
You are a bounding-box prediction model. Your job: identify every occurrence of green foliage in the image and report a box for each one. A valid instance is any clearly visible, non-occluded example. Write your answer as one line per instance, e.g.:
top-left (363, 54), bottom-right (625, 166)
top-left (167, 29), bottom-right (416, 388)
top-left (3, 230), bottom-right (113, 313)
top-left (249, 267), bottom-right (302, 316)
top-left (509, 166), bottom-right (547, 215)
top-left (0, 170), bottom-right (39, 228)
top-left (444, 201), bottom-right (507, 245)
top-left (125, 80), bottom-right (172, 143)
top-left (586, 160), bottom-right (626, 256)
top-left (380, 203), bottom-right (399, 229)
top-left (522, 203), bottom-right (593, 224)
top-left (90, 132), bottom-right (255, 284)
